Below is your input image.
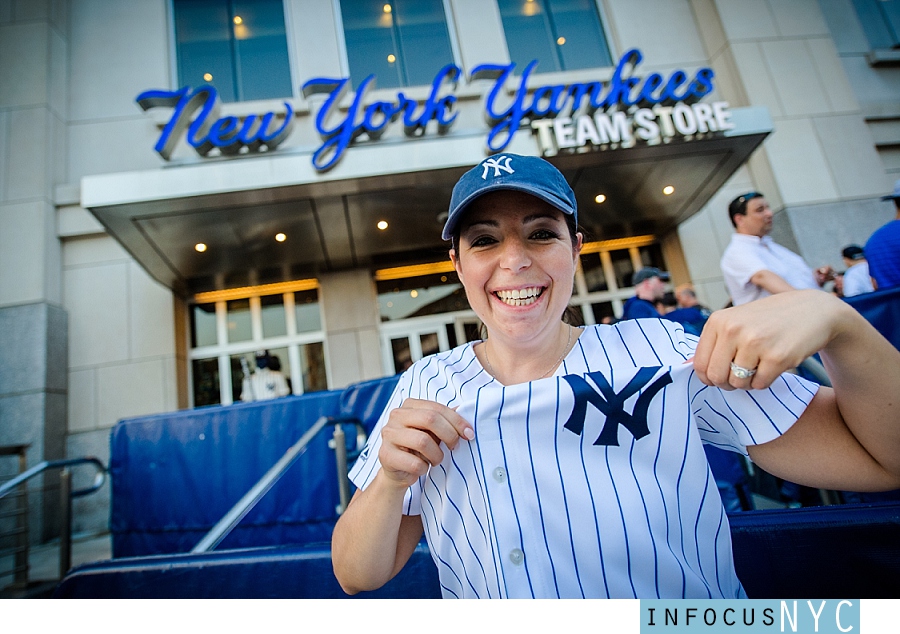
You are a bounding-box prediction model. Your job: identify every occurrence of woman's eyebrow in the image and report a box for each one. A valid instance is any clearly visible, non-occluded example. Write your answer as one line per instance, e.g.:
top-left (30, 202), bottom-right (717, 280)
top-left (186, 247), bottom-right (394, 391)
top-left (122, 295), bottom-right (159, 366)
top-left (522, 212), bottom-right (560, 224)
top-left (461, 218), bottom-right (499, 232)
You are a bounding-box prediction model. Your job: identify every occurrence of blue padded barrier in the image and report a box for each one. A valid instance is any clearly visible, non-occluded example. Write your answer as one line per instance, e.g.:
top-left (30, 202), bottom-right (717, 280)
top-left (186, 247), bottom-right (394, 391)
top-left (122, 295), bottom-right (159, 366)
top-left (53, 542), bottom-right (441, 599)
top-left (730, 502), bottom-right (900, 598)
top-left (110, 390), bottom-right (344, 557)
top-left (338, 375), bottom-right (400, 434)
top-left (109, 375), bottom-right (403, 558)
top-left (844, 285), bottom-right (900, 351)
top-left (57, 503), bottom-right (900, 598)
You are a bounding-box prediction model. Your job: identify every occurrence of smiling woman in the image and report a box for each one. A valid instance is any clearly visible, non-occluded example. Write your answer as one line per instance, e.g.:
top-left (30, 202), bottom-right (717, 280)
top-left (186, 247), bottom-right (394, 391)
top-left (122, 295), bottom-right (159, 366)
top-left (331, 154), bottom-right (900, 599)
top-left (449, 190), bottom-right (581, 385)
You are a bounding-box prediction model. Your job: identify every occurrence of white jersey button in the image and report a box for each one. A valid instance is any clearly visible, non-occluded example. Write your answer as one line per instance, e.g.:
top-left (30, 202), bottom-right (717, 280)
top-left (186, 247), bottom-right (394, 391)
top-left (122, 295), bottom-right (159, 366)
top-left (509, 548), bottom-right (524, 565)
top-left (492, 467), bottom-right (506, 483)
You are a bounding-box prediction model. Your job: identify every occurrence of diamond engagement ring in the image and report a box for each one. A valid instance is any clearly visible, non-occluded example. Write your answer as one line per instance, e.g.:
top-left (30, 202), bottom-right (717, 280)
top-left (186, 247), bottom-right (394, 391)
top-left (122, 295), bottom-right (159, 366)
top-left (730, 363), bottom-right (757, 379)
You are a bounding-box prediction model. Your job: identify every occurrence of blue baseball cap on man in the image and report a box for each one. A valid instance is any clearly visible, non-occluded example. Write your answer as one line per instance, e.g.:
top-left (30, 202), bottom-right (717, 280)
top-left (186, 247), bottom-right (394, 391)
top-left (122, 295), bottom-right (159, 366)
top-left (442, 153), bottom-right (577, 240)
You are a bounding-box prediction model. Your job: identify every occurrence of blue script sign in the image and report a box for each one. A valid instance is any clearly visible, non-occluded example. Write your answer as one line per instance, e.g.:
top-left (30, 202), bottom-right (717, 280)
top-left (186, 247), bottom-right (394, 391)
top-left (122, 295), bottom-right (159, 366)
top-left (301, 64), bottom-right (460, 171)
top-left (473, 48), bottom-right (714, 152)
top-left (299, 48), bottom-right (716, 169)
top-left (136, 86), bottom-right (294, 160)
top-left (137, 48), bottom-right (720, 170)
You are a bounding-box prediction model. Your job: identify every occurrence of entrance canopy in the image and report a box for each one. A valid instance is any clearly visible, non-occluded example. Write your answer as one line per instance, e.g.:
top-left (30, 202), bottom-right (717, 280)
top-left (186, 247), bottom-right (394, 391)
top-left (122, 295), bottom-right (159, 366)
top-left (82, 107), bottom-right (771, 297)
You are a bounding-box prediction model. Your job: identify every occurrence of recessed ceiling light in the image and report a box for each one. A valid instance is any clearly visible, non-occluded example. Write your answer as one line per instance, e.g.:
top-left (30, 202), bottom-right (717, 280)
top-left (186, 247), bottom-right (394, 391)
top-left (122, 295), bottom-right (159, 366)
top-left (275, 233), bottom-right (286, 242)
top-left (663, 185), bottom-right (675, 196)
top-left (233, 16), bottom-right (242, 25)
top-left (195, 243), bottom-right (207, 253)
top-left (377, 220), bottom-right (389, 230)
top-left (557, 37), bottom-right (566, 46)
top-left (595, 194), bottom-right (607, 204)
top-left (203, 73), bottom-right (212, 82)
top-left (410, 290), bottom-right (418, 298)
top-left (387, 54), bottom-right (396, 64)
top-left (383, 4), bottom-right (392, 13)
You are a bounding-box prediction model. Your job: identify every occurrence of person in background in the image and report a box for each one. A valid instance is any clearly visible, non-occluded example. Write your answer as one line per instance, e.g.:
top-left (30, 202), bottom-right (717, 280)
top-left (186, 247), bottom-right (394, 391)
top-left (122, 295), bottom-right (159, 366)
top-left (654, 291), bottom-right (678, 315)
top-left (241, 350), bottom-right (290, 402)
top-left (621, 267), bottom-right (669, 319)
top-left (666, 284), bottom-right (713, 335)
top-left (865, 179), bottom-right (900, 291)
top-left (675, 284), bottom-right (711, 315)
top-left (839, 245), bottom-right (874, 298)
top-left (721, 192), bottom-right (832, 306)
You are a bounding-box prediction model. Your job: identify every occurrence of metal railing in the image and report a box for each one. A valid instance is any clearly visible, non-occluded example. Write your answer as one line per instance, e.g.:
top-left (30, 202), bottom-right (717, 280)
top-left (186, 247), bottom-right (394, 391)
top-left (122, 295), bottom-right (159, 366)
top-left (191, 416), bottom-right (367, 554)
top-left (0, 454), bottom-right (106, 585)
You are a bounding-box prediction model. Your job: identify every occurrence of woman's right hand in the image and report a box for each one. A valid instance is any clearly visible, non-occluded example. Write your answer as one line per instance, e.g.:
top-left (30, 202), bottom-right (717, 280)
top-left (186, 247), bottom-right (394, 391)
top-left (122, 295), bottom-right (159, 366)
top-left (378, 398), bottom-right (475, 488)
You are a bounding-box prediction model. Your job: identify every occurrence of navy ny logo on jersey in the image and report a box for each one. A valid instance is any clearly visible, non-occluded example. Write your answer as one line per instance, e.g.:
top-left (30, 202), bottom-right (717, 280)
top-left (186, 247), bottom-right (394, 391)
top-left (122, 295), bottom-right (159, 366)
top-left (562, 367), bottom-right (673, 446)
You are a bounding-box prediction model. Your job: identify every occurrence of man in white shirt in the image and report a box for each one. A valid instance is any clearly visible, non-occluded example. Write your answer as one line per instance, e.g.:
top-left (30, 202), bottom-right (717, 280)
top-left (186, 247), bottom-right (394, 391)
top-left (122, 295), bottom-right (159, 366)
top-left (839, 245), bottom-right (874, 298)
top-left (720, 192), bottom-right (831, 306)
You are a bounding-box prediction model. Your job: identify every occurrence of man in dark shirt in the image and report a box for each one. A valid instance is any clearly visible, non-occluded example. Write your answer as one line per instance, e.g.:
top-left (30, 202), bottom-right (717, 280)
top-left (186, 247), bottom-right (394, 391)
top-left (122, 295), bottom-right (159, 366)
top-left (622, 267), bottom-right (669, 320)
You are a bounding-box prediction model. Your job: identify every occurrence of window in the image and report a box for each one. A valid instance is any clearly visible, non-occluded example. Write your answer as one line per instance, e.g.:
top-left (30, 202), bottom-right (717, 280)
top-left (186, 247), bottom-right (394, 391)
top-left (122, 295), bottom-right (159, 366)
top-left (498, 0), bottom-right (612, 74)
top-left (339, 0), bottom-right (456, 89)
top-left (376, 271), bottom-right (467, 321)
top-left (173, 0), bottom-right (293, 102)
top-left (189, 284), bottom-right (327, 407)
top-left (853, 0), bottom-right (900, 49)
top-left (570, 238), bottom-right (668, 324)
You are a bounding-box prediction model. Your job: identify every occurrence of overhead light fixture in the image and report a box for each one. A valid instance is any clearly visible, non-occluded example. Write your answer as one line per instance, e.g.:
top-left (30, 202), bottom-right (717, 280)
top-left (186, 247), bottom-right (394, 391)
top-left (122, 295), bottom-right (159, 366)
top-left (387, 54), bottom-right (396, 64)
top-left (410, 290), bottom-right (419, 298)
top-left (383, 4), bottom-right (392, 13)
top-left (663, 185), bottom-right (675, 196)
top-left (595, 194), bottom-right (607, 204)
top-left (377, 220), bottom-right (389, 230)
top-left (203, 73), bottom-right (213, 82)
top-left (233, 16), bottom-right (242, 25)
top-left (195, 243), bottom-right (207, 253)
top-left (557, 37), bottom-right (566, 45)
top-left (275, 233), bottom-right (286, 242)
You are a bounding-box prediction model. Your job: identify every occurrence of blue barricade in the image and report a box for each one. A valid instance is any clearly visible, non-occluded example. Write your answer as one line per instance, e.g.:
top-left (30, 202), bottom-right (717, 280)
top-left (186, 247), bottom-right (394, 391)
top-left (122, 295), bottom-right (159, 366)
top-left (58, 502), bottom-right (900, 598)
top-left (844, 285), bottom-right (900, 351)
top-left (109, 375), bottom-right (400, 558)
top-left (731, 502), bottom-right (900, 598)
top-left (54, 542), bottom-right (441, 599)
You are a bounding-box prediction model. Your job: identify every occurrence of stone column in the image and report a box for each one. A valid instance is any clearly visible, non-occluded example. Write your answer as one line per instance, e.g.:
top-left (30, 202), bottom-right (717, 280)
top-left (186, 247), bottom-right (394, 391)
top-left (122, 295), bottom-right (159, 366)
top-left (0, 0), bottom-right (69, 543)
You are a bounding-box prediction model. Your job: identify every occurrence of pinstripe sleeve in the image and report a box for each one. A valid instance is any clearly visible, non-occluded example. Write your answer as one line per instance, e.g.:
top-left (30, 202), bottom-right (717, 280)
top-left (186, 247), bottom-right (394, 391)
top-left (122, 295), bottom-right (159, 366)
top-left (347, 369), bottom-right (423, 515)
top-left (690, 369), bottom-right (819, 455)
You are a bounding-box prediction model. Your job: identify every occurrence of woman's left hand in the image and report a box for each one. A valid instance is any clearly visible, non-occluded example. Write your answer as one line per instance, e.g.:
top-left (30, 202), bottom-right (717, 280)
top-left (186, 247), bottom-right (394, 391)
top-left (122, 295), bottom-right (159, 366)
top-left (691, 290), bottom-right (852, 390)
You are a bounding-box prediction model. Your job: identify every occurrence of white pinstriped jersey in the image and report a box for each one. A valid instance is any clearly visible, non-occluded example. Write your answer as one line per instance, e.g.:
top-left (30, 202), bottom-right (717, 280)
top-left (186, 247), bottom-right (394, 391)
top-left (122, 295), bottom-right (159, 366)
top-left (349, 320), bottom-right (818, 599)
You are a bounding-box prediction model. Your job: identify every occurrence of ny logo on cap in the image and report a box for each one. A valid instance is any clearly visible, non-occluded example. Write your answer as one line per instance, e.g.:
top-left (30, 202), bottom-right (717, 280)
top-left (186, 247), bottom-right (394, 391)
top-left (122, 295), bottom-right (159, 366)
top-left (481, 156), bottom-right (514, 179)
top-left (562, 367), bottom-right (672, 446)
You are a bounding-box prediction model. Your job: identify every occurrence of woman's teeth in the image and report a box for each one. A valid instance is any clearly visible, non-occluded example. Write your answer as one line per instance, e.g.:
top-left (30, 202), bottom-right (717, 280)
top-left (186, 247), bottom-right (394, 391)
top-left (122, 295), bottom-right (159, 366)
top-left (495, 287), bottom-right (543, 306)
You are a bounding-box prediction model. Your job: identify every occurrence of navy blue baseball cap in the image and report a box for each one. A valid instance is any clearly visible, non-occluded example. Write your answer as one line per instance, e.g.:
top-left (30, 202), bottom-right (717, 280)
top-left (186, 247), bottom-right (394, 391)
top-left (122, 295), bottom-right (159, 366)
top-left (442, 154), bottom-right (577, 240)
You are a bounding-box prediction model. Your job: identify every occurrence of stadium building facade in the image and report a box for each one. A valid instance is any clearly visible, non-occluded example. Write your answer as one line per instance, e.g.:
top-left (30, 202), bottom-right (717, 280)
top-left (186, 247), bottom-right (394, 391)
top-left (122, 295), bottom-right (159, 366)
top-left (1, 0), bottom-right (898, 538)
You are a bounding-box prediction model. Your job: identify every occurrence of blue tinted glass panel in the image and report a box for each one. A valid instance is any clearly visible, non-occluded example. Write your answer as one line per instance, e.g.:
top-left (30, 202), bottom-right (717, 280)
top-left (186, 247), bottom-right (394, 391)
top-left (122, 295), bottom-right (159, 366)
top-left (548, 0), bottom-right (612, 69)
top-left (853, 0), bottom-right (898, 48)
top-left (232, 0), bottom-right (293, 100)
top-left (498, 0), bottom-right (611, 73)
top-left (342, 1), bottom-right (403, 89)
top-left (174, 0), bottom-right (292, 102)
top-left (175, 0), bottom-right (237, 101)
top-left (886, 1), bottom-right (900, 44)
top-left (393, 0), bottom-right (455, 85)
top-left (341, 0), bottom-right (453, 88)
top-left (498, 0), bottom-right (560, 73)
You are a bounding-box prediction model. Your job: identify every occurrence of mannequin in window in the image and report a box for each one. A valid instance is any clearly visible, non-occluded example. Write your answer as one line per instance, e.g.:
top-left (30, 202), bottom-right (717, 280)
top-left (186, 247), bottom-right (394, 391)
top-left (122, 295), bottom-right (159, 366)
top-left (241, 350), bottom-right (290, 402)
